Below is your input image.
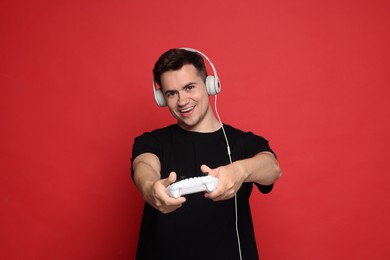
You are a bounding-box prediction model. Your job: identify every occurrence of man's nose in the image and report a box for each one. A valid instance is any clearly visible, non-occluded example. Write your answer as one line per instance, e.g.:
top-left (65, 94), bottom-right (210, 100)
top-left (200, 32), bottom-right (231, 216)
top-left (177, 92), bottom-right (189, 106)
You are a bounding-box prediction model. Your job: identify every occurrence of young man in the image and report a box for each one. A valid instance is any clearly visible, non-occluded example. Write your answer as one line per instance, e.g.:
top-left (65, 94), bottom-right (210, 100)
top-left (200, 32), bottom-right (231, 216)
top-left (131, 48), bottom-right (281, 259)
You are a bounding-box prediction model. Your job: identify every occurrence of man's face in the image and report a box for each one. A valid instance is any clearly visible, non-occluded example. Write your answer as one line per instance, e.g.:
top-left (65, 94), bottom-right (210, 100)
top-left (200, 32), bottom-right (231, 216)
top-left (160, 64), bottom-right (213, 131)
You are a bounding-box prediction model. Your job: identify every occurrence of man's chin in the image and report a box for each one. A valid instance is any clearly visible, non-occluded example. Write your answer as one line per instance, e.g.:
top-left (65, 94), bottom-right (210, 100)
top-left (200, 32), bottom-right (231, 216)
top-left (177, 121), bottom-right (197, 131)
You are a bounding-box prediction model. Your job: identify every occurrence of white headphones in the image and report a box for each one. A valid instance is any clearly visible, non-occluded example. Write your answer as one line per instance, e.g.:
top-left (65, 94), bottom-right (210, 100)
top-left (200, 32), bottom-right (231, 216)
top-left (152, 48), bottom-right (221, 107)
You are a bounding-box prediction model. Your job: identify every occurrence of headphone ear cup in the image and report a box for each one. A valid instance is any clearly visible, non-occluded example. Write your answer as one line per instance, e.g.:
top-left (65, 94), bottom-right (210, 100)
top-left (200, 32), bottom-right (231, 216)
top-left (153, 79), bottom-right (167, 107)
top-left (154, 89), bottom-right (167, 107)
top-left (205, 76), bottom-right (221, 96)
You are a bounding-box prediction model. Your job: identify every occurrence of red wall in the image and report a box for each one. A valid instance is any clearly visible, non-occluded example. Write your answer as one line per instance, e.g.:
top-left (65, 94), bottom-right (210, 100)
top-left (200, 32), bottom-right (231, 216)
top-left (1, 0), bottom-right (389, 259)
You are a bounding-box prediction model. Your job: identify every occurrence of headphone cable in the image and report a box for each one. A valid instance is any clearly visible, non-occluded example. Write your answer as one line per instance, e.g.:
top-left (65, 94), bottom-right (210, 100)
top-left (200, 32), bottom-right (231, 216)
top-left (214, 95), bottom-right (243, 260)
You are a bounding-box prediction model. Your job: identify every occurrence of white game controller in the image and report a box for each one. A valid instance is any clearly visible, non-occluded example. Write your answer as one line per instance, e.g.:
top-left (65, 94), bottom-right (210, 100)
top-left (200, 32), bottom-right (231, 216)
top-left (167, 175), bottom-right (218, 198)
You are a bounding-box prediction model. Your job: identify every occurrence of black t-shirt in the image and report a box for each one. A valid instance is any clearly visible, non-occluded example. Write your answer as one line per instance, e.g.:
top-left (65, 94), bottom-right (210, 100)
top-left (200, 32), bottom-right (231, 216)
top-left (131, 124), bottom-right (274, 260)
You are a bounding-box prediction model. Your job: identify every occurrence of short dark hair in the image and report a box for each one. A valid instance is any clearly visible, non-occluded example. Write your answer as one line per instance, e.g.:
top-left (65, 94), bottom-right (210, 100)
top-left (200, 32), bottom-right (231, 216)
top-left (153, 48), bottom-right (207, 87)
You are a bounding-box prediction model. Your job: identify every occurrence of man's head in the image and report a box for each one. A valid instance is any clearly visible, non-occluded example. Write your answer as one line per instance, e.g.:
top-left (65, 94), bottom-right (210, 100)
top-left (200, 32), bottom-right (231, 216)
top-left (153, 48), bottom-right (207, 88)
top-left (152, 49), bottom-right (221, 132)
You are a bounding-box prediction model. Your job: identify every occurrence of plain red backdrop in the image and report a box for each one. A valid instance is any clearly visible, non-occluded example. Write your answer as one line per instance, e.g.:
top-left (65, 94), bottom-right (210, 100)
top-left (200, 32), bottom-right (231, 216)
top-left (1, 0), bottom-right (389, 259)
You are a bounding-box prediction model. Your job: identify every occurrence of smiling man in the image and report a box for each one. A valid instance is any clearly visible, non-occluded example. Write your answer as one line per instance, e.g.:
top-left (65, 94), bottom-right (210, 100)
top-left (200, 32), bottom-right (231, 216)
top-left (131, 48), bottom-right (281, 260)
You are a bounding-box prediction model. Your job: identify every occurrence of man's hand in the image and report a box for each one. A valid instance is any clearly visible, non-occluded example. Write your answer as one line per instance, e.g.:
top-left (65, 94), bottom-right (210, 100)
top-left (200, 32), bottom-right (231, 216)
top-left (200, 164), bottom-right (246, 201)
top-left (144, 172), bottom-right (186, 214)
top-left (133, 153), bottom-right (186, 214)
top-left (200, 152), bottom-right (281, 201)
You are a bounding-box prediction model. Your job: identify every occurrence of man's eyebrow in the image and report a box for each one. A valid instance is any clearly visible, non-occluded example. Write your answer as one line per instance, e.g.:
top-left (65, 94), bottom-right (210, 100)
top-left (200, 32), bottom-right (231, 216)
top-left (182, 82), bottom-right (197, 88)
top-left (164, 82), bottom-right (197, 93)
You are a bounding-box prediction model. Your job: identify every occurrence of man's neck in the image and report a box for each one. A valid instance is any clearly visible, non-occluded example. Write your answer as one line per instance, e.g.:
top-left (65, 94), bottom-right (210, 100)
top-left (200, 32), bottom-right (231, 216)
top-left (178, 114), bottom-right (221, 133)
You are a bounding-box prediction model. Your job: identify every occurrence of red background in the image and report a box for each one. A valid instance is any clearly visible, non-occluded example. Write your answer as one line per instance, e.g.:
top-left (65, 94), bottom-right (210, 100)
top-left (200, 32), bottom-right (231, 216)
top-left (1, 0), bottom-right (389, 259)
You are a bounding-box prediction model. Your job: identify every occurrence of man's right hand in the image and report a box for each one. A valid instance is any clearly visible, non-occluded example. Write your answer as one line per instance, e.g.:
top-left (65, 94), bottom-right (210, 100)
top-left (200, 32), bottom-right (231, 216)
top-left (145, 172), bottom-right (186, 214)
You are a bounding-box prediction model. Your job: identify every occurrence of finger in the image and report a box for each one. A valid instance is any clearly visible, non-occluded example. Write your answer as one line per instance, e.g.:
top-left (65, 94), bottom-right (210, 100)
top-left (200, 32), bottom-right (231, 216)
top-left (206, 191), bottom-right (232, 202)
top-left (161, 200), bottom-right (186, 214)
top-left (165, 193), bottom-right (187, 207)
top-left (171, 196), bottom-right (186, 204)
top-left (161, 172), bottom-right (177, 187)
top-left (167, 171), bottom-right (177, 184)
top-left (200, 164), bottom-right (212, 175)
top-left (204, 180), bottom-right (223, 200)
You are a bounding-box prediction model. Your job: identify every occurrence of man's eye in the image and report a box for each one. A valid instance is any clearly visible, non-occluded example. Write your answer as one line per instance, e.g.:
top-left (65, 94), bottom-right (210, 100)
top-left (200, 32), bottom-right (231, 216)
top-left (186, 85), bottom-right (194, 91)
top-left (166, 91), bottom-right (175, 97)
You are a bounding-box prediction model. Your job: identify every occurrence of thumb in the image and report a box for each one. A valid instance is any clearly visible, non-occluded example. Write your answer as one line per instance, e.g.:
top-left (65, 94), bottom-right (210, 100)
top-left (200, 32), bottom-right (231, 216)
top-left (200, 164), bottom-right (212, 175)
top-left (162, 172), bottom-right (177, 187)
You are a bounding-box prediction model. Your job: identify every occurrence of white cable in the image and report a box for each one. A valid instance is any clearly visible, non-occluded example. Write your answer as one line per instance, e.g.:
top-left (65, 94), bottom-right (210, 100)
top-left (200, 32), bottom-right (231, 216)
top-left (214, 95), bottom-right (231, 162)
top-left (214, 95), bottom-right (243, 260)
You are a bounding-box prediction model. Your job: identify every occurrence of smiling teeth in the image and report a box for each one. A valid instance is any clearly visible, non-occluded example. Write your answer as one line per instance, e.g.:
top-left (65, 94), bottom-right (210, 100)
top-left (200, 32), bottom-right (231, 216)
top-left (180, 107), bottom-right (193, 112)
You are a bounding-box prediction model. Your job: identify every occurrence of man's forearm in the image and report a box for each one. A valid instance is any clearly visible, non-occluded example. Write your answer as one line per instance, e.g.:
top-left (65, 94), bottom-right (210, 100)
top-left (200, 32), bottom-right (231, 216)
top-left (133, 153), bottom-right (161, 199)
top-left (232, 152), bottom-right (281, 185)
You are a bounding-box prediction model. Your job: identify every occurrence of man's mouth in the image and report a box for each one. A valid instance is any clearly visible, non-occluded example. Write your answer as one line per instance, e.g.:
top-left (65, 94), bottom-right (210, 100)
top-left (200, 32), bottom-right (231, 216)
top-left (179, 107), bottom-right (194, 113)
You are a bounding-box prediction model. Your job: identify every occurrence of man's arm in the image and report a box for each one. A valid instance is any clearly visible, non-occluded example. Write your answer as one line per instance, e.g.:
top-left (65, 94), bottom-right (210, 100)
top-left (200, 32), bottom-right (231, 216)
top-left (202, 151), bottom-right (281, 201)
top-left (236, 151), bottom-right (281, 185)
top-left (133, 153), bottom-right (186, 213)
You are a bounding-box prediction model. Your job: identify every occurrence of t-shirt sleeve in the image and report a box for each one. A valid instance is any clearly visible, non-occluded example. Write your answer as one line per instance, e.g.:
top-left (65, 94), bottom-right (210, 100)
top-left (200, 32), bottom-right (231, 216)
top-left (242, 132), bottom-right (276, 194)
top-left (130, 132), bottom-right (161, 179)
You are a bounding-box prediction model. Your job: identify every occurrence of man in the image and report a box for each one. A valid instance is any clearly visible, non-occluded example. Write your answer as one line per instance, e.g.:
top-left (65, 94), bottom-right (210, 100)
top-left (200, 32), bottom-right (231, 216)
top-left (131, 48), bottom-right (281, 259)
